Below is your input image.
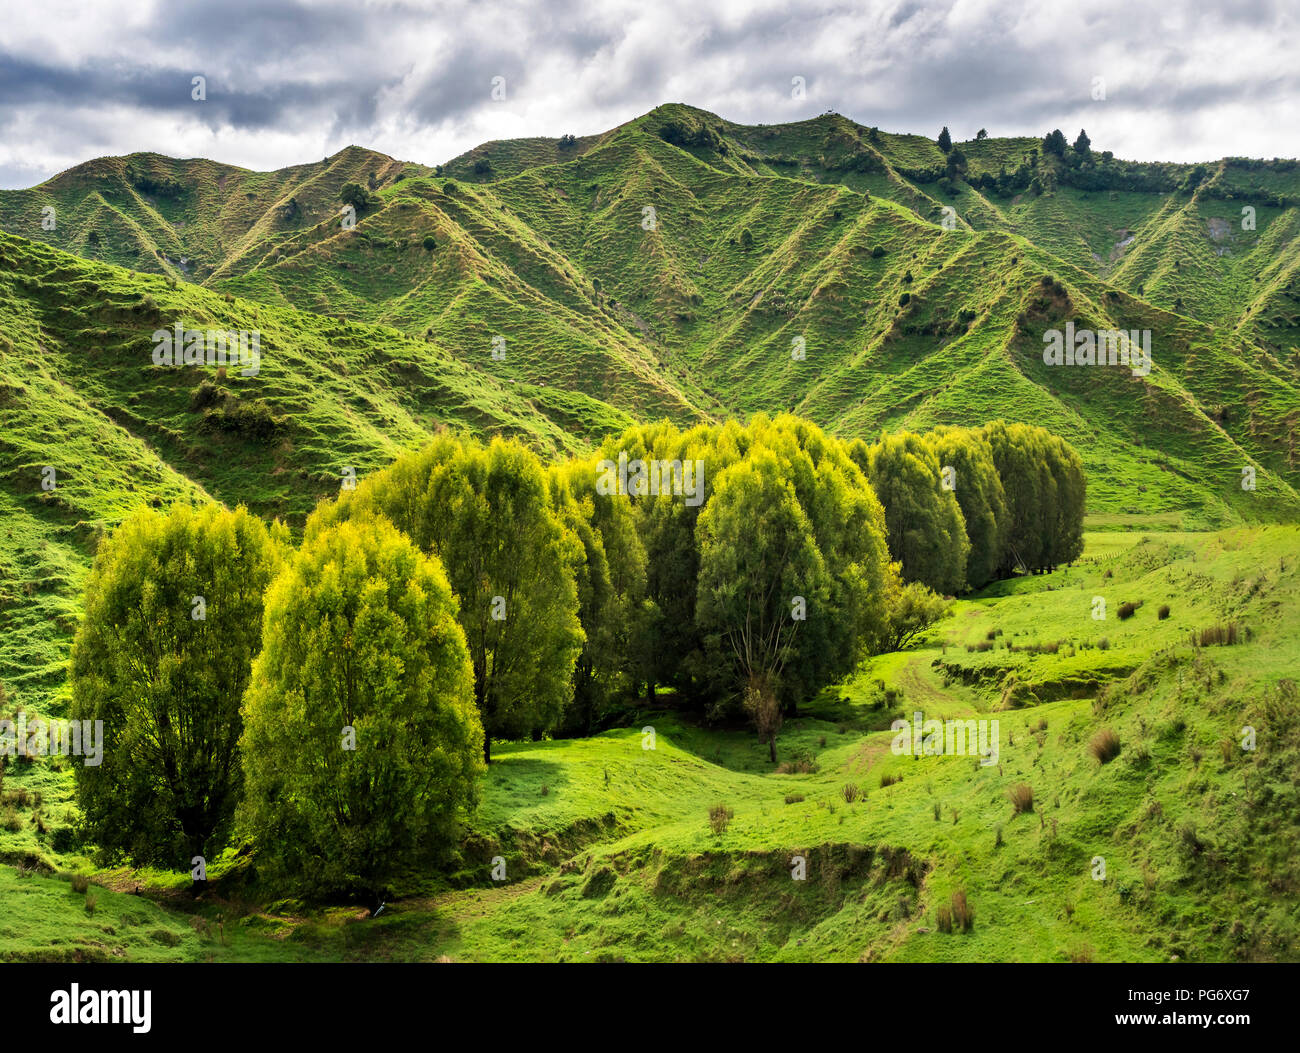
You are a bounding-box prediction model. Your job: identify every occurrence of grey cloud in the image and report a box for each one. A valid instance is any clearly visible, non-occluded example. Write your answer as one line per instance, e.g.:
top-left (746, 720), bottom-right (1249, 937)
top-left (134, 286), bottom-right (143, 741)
top-left (0, 0), bottom-right (1297, 188)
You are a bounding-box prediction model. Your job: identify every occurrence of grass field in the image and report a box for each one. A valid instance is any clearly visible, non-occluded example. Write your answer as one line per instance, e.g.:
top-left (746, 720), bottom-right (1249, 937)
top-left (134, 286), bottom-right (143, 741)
top-left (4, 525), bottom-right (1296, 962)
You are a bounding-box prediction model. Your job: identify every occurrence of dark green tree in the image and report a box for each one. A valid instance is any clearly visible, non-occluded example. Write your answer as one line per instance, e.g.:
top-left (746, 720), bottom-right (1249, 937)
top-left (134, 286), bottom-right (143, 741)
top-left (547, 460), bottom-right (648, 736)
top-left (924, 426), bottom-right (1009, 589)
top-left (851, 432), bottom-right (969, 595)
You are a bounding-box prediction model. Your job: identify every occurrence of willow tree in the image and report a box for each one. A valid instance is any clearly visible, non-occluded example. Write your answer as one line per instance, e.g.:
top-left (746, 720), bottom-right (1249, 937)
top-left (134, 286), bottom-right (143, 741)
top-left (1043, 432), bottom-right (1086, 570)
top-left (696, 450), bottom-right (830, 761)
top-left (307, 434), bottom-right (583, 761)
top-left (239, 518), bottom-right (483, 903)
top-left (924, 426), bottom-right (1008, 589)
top-left (70, 503), bottom-right (286, 872)
top-left (742, 415), bottom-right (892, 708)
top-left (547, 459), bottom-right (648, 736)
top-left (852, 431), bottom-right (970, 595)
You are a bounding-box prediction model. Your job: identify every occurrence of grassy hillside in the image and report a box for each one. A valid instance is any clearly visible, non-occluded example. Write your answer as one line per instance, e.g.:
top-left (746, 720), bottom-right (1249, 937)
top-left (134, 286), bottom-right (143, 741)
top-left (4, 105), bottom-right (1296, 527)
top-left (4, 526), bottom-right (1296, 962)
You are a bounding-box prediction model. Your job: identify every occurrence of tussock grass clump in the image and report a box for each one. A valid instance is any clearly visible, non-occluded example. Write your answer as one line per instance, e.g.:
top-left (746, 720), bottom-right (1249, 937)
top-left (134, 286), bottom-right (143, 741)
top-left (1009, 783), bottom-right (1034, 814)
top-left (708, 803), bottom-right (734, 835)
top-left (841, 783), bottom-right (862, 804)
top-left (1117, 600), bottom-right (1141, 620)
top-left (1157, 604), bottom-right (1170, 620)
top-left (783, 794), bottom-right (804, 805)
top-left (951, 890), bottom-right (974, 932)
top-left (1194, 622), bottom-right (1247, 647)
top-left (880, 772), bottom-right (902, 788)
top-left (1088, 727), bottom-right (1122, 764)
top-left (70, 873), bottom-right (90, 894)
top-left (84, 895), bottom-right (97, 916)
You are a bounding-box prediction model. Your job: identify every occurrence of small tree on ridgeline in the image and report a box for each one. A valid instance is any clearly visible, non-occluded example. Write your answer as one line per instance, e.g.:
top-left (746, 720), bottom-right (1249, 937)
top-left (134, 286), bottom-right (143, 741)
top-left (70, 504), bottom-right (287, 877)
top-left (938, 126), bottom-right (953, 153)
top-left (239, 518), bottom-right (483, 906)
top-left (339, 182), bottom-right (374, 212)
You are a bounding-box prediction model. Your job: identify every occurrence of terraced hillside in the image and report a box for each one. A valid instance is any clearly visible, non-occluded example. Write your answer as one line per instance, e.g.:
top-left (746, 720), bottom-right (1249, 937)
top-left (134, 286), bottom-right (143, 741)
top-left (3, 106), bottom-right (1298, 529)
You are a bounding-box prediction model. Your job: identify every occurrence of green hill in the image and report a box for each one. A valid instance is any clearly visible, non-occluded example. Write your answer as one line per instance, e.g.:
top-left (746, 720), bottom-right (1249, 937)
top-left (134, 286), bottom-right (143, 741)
top-left (2, 104), bottom-right (1300, 964)
top-left (4, 105), bottom-right (1297, 529)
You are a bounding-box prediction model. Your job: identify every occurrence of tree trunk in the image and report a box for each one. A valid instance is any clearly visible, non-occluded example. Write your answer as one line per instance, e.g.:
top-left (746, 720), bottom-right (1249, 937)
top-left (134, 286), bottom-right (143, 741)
top-left (646, 681), bottom-right (655, 703)
top-left (768, 738), bottom-right (777, 764)
top-left (483, 736), bottom-right (491, 765)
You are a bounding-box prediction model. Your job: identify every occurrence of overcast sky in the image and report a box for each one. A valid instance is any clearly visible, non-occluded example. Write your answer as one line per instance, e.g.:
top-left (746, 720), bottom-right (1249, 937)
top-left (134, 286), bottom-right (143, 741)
top-left (1, 0), bottom-right (1297, 189)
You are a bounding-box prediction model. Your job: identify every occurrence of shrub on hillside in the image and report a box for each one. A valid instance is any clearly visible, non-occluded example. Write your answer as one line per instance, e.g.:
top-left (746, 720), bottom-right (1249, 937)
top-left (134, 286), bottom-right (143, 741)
top-left (708, 803), bottom-right (734, 835)
top-left (1088, 727), bottom-right (1122, 764)
top-left (950, 889), bottom-right (974, 931)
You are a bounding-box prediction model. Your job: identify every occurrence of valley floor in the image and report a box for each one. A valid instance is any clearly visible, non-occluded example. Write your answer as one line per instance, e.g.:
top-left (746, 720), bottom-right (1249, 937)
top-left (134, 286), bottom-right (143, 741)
top-left (4, 524), bottom-right (1298, 962)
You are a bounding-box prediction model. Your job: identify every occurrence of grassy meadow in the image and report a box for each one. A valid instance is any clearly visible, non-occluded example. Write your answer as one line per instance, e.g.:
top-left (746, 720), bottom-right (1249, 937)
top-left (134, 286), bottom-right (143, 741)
top-left (3, 521), bottom-right (1296, 962)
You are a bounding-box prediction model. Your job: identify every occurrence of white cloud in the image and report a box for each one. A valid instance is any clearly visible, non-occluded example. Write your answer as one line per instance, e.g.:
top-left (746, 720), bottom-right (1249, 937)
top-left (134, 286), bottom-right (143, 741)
top-left (0, 0), bottom-right (1297, 187)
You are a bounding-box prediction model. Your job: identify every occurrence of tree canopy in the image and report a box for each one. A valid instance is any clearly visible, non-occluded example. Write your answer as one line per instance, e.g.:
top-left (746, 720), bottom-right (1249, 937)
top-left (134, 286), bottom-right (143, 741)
top-left (70, 503), bottom-right (287, 870)
top-left (239, 517), bottom-right (483, 901)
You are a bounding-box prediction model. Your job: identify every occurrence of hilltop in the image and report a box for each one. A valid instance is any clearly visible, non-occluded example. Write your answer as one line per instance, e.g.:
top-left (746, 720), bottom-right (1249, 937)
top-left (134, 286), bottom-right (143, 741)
top-left (2, 104), bottom-right (1298, 531)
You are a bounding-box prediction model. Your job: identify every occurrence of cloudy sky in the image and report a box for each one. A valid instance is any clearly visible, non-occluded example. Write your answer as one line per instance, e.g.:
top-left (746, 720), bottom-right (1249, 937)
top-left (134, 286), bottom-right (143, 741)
top-left (1, 0), bottom-right (1297, 188)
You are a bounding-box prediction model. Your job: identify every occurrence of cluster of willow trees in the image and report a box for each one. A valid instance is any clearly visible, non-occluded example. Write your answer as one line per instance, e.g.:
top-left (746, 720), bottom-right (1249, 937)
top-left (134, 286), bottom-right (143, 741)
top-left (68, 414), bottom-right (1083, 899)
top-left (851, 420), bottom-right (1086, 596)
